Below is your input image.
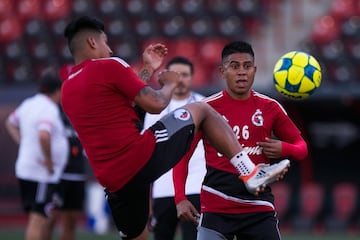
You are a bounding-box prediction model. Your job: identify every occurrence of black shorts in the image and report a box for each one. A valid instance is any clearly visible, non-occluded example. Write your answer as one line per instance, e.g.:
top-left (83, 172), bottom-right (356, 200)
top-left (106, 108), bottom-right (195, 239)
top-left (18, 179), bottom-right (57, 217)
top-left (54, 179), bottom-right (85, 211)
top-left (198, 211), bottom-right (281, 240)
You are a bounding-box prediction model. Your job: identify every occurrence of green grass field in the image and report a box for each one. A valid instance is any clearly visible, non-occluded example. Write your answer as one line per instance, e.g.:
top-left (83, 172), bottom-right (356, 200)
top-left (1, 228), bottom-right (359, 240)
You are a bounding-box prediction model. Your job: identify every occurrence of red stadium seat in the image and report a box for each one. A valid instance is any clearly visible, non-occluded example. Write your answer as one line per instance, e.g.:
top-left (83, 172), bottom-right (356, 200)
top-left (43, 0), bottom-right (71, 21)
top-left (325, 182), bottom-right (358, 232)
top-left (311, 15), bottom-right (341, 44)
top-left (171, 38), bottom-right (199, 60)
top-left (0, 17), bottom-right (22, 43)
top-left (199, 38), bottom-right (227, 65)
top-left (191, 62), bottom-right (209, 89)
top-left (17, 0), bottom-right (42, 20)
top-left (332, 183), bottom-right (358, 221)
top-left (271, 182), bottom-right (291, 221)
top-left (330, 0), bottom-right (356, 21)
top-left (291, 183), bottom-right (325, 233)
top-left (0, 0), bottom-right (14, 20)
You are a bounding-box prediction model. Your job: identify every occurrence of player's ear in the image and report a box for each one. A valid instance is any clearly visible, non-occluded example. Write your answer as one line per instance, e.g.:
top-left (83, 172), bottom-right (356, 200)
top-left (219, 65), bottom-right (225, 75)
top-left (87, 37), bottom-right (97, 49)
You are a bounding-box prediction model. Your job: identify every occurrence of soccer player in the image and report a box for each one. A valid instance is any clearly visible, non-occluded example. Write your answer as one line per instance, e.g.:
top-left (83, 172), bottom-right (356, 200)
top-left (5, 73), bottom-right (68, 240)
top-left (173, 41), bottom-right (308, 240)
top-left (143, 56), bottom-right (206, 240)
top-left (61, 16), bottom-right (290, 240)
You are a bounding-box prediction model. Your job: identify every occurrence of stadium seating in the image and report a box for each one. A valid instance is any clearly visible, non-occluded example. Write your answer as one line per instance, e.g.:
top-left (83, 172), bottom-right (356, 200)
top-left (291, 182), bottom-right (325, 233)
top-left (0, 0), bottom-right (266, 85)
top-left (324, 182), bottom-right (359, 233)
top-left (302, 0), bottom-right (360, 84)
top-left (271, 182), bottom-right (291, 223)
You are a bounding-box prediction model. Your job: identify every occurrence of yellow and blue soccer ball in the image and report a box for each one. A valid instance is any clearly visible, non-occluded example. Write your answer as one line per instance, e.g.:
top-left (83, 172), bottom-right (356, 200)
top-left (273, 51), bottom-right (322, 100)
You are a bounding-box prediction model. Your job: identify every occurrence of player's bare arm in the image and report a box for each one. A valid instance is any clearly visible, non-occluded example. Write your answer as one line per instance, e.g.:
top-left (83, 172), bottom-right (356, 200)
top-left (5, 120), bottom-right (20, 144)
top-left (134, 70), bottom-right (180, 114)
top-left (138, 68), bottom-right (152, 83)
top-left (39, 130), bottom-right (54, 174)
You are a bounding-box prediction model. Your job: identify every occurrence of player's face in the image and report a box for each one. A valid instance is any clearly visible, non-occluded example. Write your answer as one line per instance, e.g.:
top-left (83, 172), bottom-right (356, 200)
top-left (220, 53), bottom-right (256, 99)
top-left (168, 63), bottom-right (193, 99)
top-left (97, 32), bottom-right (113, 58)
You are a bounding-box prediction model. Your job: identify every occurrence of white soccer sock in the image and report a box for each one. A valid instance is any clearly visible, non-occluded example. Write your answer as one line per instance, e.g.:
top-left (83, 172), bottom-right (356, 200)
top-left (230, 151), bottom-right (256, 176)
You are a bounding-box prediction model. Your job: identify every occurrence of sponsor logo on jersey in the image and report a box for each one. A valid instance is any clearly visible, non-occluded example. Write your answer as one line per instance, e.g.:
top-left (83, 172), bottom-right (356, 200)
top-left (173, 109), bottom-right (190, 121)
top-left (251, 109), bottom-right (264, 127)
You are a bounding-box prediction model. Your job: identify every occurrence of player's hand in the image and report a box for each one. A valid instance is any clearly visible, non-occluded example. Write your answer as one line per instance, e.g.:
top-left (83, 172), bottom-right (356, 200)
top-left (257, 137), bottom-right (282, 159)
top-left (158, 70), bottom-right (180, 87)
top-left (142, 43), bottom-right (168, 71)
top-left (176, 199), bottom-right (200, 225)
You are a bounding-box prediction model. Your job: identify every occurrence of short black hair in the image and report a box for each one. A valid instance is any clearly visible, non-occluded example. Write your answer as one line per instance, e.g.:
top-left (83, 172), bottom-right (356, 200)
top-left (38, 73), bottom-right (62, 94)
top-left (221, 41), bottom-right (254, 62)
top-left (64, 16), bottom-right (105, 53)
top-left (166, 56), bottom-right (194, 74)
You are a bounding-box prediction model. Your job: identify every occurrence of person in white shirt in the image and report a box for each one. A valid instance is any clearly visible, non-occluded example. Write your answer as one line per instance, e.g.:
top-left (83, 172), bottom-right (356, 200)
top-left (5, 72), bottom-right (69, 240)
top-left (143, 56), bottom-right (206, 240)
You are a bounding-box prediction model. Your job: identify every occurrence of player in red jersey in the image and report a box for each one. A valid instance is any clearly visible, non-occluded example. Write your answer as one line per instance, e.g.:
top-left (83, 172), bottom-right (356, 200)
top-left (173, 41), bottom-right (308, 240)
top-left (61, 16), bottom-right (289, 240)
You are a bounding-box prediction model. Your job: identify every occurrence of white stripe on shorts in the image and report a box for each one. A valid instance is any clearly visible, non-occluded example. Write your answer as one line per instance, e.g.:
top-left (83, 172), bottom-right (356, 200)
top-left (154, 129), bottom-right (168, 142)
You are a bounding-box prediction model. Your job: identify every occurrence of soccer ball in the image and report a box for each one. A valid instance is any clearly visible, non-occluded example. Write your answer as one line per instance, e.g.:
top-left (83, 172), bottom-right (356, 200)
top-left (273, 51), bottom-right (322, 99)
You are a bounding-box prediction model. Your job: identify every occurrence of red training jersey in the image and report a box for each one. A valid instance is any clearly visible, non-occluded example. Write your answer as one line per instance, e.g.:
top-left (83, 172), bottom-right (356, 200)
top-left (61, 58), bottom-right (156, 192)
top-left (173, 90), bottom-right (308, 214)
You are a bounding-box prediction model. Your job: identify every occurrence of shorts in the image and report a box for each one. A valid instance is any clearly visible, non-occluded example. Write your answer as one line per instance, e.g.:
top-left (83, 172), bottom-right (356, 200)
top-left (54, 179), bottom-right (85, 211)
top-left (18, 178), bottom-right (57, 217)
top-left (106, 108), bottom-right (195, 239)
top-left (198, 211), bottom-right (281, 240)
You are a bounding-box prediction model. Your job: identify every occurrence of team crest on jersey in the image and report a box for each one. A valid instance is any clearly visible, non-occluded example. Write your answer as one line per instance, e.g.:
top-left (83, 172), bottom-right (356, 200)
top-left (174, 109), bottom-right (190, 121)
top-left (251, 109), bottom-right (264, 126)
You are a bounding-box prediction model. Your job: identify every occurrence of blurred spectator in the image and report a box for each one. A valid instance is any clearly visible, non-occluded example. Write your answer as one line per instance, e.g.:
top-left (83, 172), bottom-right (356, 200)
top-left (43, 65), bottom-right (88, 240)
top-left (143, 56), bottom-right (206, 240)
top-left (5, 71), bottom-right (68, 240)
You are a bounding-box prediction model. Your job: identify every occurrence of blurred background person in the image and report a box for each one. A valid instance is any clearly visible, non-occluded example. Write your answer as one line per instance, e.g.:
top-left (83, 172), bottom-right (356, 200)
top-left (5, 72), bottom-right (68, 240)
top-left (143, 56), bottom-right (206, 240)
top-left (43, 64), bottom-right (87, 240)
